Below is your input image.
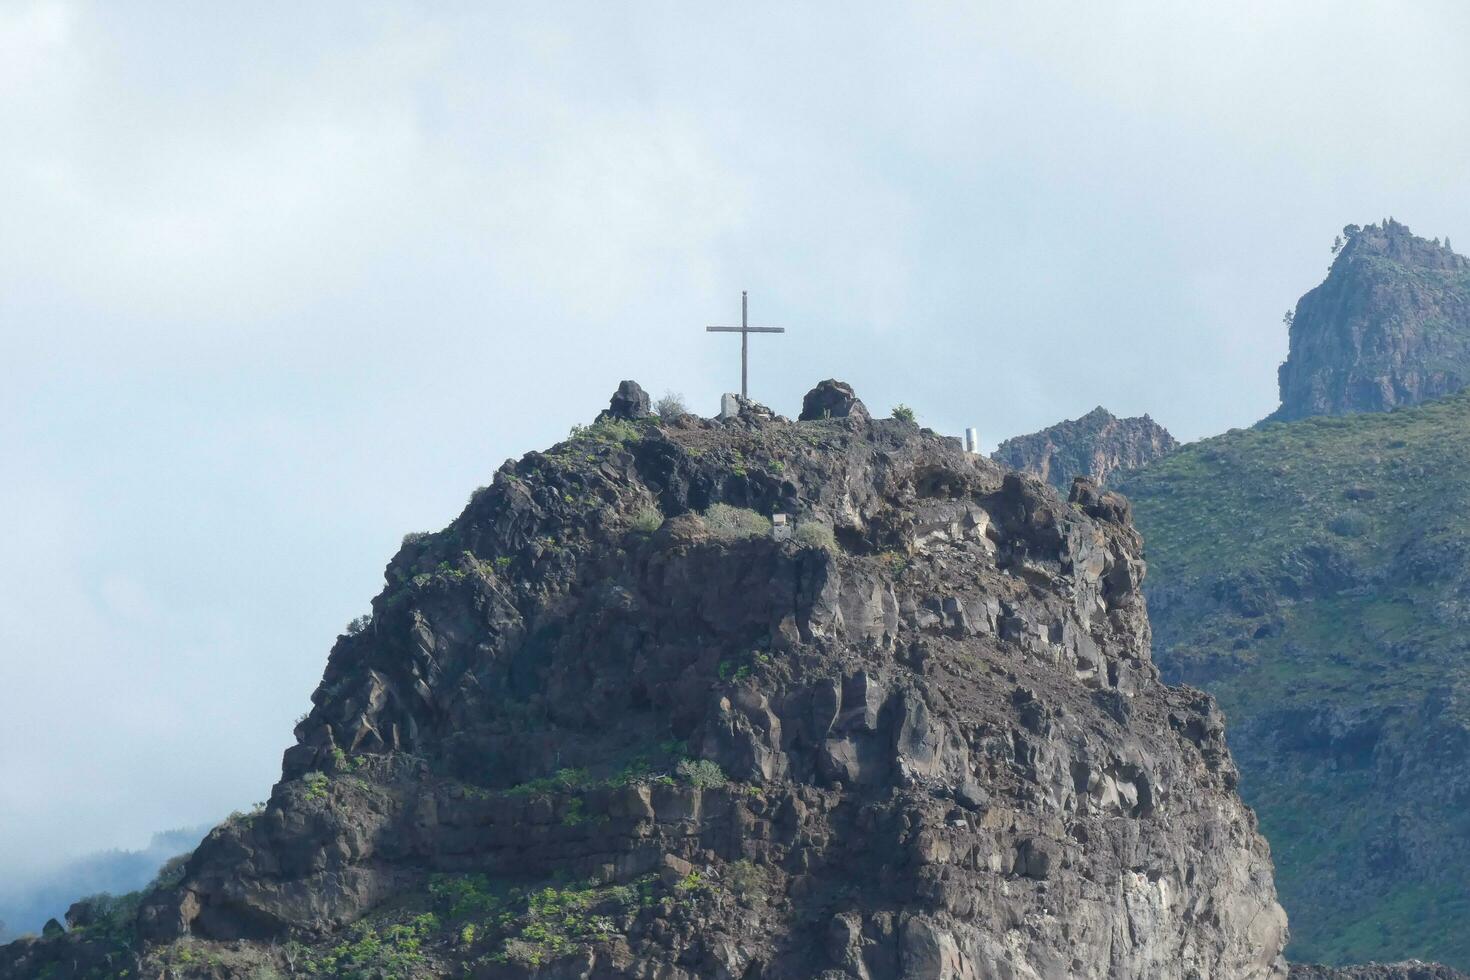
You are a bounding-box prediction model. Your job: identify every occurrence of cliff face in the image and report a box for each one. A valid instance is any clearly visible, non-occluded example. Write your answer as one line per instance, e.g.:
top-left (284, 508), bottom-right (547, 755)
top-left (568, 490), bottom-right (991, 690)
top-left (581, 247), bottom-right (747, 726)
top-left (1118, 392), bottom-right (1470, 969)
top-left (1270, 220), bottom-right (1470, 422)
top-left (991, 408), bottom-right (1178, 491)
top-left (2, 383), bottom-right (1286, 980)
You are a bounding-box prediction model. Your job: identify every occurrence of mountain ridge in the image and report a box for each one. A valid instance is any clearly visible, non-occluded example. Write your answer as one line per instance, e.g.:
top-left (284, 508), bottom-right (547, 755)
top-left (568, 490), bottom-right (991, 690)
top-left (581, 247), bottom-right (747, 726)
top-left (1119, 389), bottom-right (1470, 967)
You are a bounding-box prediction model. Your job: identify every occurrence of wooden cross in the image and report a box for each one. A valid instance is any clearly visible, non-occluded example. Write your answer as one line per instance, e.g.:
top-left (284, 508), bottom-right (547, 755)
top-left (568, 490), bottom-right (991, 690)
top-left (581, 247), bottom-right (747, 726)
top-left (706, 291), bottom-right (785, 399)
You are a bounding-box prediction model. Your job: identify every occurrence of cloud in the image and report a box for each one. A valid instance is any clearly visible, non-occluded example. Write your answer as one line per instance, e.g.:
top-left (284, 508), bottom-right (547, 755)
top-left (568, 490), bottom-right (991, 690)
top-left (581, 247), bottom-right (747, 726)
top-left (2, 0), bottom-right (1469, 882)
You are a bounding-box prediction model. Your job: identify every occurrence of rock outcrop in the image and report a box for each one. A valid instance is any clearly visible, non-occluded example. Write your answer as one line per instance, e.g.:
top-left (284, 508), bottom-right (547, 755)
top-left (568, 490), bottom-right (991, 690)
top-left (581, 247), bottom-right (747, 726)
top-left (799, 379), bottom-right (870, 422)
top-left (600, 380), bottom-right (653, 421)
top-left (1269, 220), bottom-right (1470, 422)
top-left (992, 407), bottom-right (1178, 491)
top-left (2, 381), bottom-right (1287, 979)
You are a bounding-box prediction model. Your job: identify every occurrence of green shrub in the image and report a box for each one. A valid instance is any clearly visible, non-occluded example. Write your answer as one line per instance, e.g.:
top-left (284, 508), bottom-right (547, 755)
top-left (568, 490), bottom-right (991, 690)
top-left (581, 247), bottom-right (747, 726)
top-left (304, 916), bottom-right (435, 978)
top-left (65, 891), bottom-right (142, 941)
top-left (877, 550), bottom-right (909, 575)
top-left (1328, 511), bottom-right (1370, 538)
top-left (508, 767), bottom-right (589, 796)
top-left (569, 418), bottom-right (643, 446)
top-left (428, 873), bottom-right (503, 919)
top-left (703, 504), bottom-right (771, 540)
top-left (343, 614), bottom-right (372, 636)
top-left (487, 881), bottom-right (624, 967)
top-left (717, 659), bottom-right (752, 681)
top-left (892, 404), bottom-right (916, 425)
top-left (303, 771), bottom-right (330, 803)
top-left (629, 506), bottom-right (663, 534)
top-left (149, 853), bottom-right (190, 891)
top-left (793, 521), bottom-right (837, 552)
top-left (676, 759), bottom-right (727, 788)
top-left (724, 859), bottom-right (769, 899)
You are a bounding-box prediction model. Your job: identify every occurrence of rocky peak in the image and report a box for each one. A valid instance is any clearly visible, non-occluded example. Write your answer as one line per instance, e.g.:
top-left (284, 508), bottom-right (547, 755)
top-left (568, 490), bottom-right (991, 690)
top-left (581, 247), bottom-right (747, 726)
top-left (4, 381), bottom-right (1286, 979)
top-left (1269, 219), bottom-right (1470, 422)
top-left (600, 379), bottom-right (653, 421)
top-left (992, 407), bottom-right (1179, 490)
top-left (1336, 219), bottom-right (1467, 272)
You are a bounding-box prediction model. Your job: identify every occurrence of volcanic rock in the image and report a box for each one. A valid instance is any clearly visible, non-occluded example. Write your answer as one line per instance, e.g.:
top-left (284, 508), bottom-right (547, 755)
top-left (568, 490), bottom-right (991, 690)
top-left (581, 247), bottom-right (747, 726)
top-left (601, 379), bottom-right (652, 421)
top-left (992, 407), bottom-right (1178, 490)
top-left (3, 381), bottom-right (1289, 979)
top-left (1269, 220), bottom-right (1470, 422)
top-left (799, 379), bottom-right (870, 422)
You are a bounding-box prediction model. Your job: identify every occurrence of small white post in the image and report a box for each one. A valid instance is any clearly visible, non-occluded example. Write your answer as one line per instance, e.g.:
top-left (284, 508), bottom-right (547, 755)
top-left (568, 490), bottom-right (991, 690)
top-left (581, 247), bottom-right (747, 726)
top-left (964, 428), bottom-right (980, 454)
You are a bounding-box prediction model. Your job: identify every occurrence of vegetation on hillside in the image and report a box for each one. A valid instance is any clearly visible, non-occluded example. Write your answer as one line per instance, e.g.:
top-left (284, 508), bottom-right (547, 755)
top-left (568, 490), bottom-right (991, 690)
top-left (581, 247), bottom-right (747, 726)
top-left (1120, 390), bottom-right (1470, 968)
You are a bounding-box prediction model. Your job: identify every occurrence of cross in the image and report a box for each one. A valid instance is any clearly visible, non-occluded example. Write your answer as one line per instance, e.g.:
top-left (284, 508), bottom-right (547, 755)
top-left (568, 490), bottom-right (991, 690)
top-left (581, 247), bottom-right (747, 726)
top-left (706, 291), bottom-right (785, 399)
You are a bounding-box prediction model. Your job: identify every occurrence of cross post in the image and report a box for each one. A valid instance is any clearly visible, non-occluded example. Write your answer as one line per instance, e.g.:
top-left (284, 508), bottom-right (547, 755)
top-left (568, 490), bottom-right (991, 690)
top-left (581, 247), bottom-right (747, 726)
top-left (706, 291), bottom-right (785, 399)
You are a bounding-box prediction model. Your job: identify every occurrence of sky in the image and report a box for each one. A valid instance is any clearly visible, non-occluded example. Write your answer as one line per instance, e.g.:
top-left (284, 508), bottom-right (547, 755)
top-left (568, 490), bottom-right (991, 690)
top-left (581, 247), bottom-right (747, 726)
top-left (2, 0), bottom-right (1469, 886)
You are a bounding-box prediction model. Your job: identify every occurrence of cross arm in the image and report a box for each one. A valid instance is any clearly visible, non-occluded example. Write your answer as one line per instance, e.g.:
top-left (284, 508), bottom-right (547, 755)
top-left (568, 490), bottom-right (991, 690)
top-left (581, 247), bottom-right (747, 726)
top-left (706, 326), bottom-right (786, 333)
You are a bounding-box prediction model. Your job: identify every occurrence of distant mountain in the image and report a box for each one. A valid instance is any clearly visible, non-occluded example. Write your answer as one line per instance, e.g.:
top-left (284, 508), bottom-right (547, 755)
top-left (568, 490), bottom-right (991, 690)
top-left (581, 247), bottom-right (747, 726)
top-left (992, 406), bottom-right (1178, 490)
top-left (1269, 220), bottom-right (1470, 422)
top-left (0, 826), bottom-right (210, 941)
top-left (1119, 391), bottom-right (1470, 968)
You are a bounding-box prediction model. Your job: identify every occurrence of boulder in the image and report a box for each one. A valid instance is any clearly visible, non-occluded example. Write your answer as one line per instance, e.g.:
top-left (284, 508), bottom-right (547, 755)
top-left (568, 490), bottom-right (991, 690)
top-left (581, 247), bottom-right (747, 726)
top-left (601, 380), bottom-right (652, 420)
top-left (800, 379), bottom-right (870, 422)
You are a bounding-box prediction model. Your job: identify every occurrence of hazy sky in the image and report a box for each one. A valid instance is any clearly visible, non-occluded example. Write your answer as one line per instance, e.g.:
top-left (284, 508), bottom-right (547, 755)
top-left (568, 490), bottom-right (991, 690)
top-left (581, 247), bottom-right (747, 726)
top-left (3, 1), bottom-right (1469, 881)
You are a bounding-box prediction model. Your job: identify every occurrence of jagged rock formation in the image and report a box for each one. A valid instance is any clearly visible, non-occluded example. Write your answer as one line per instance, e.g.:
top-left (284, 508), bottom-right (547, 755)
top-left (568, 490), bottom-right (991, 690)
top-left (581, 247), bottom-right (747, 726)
top-left (2, 382), bottom-right (1288, 979)
top-left (1269, 220), bottom-right (1470, 422)
top-left (799, 379), bottom-right (870, 422)
top-left (1118, 391), bottom-right (1470, 969)
top-left (601, 380), bottom-right (653, 422)
top-left (992, 408), bottom-right (1178, 491)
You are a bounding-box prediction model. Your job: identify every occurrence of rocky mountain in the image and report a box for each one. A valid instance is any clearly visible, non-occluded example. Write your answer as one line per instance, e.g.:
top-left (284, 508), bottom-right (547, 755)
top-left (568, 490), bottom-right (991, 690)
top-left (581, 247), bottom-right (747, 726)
top-left (1269, 220), bottom-right (1470, 422)
top-left (991, 407), bottom-right (1179, 491)
top-left (1118, 390), bottom-right (1470, 968)
top-left (2, 380), bottom-right (1289, 979)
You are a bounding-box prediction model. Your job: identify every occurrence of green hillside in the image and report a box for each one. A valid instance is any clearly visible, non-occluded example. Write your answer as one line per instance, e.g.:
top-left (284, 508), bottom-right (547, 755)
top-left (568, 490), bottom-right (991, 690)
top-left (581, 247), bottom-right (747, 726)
top-left (1120, 391), bottom-right (1470, 968)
